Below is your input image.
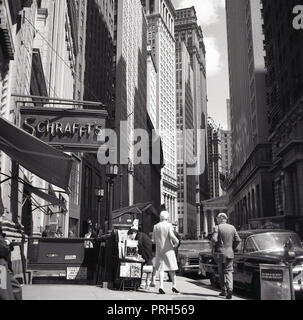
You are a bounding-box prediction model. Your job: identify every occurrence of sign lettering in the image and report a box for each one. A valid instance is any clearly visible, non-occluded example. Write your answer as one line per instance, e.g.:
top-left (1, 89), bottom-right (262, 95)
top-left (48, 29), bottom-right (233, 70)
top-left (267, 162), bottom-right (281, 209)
top-left (20, 107), bottom-right (108, 152)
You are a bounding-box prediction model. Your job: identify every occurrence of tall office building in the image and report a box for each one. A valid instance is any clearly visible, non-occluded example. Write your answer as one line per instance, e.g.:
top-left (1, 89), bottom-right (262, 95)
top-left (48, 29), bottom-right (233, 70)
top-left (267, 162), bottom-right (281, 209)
top-left (226, 0), bottom-right (274, 229)
top-left (32, 0), bottom-right (83, 236)
top-left (80, 0), bottom-right (115, 235)
top-left (261, 0), bottom-right (303, 236)
top-left (175, 41), bottom-right (196, 237)
top-left (114, 0), bottom-right (148, 208)
top-left (175, 7), bottom-right (208, 237)
top-left (207, 119), bottom-right (223, 199)
top-left (220, 129), bottom-right (232, 177)
top-left (143, 0), bottom-right (178, 224)
top-left (221, 99), bottom-right (232, 177)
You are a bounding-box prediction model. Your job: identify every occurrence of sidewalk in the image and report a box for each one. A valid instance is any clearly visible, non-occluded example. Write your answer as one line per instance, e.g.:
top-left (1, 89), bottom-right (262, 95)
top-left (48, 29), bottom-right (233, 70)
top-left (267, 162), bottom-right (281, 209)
top-left (22, 277), bottom-right (248, 301)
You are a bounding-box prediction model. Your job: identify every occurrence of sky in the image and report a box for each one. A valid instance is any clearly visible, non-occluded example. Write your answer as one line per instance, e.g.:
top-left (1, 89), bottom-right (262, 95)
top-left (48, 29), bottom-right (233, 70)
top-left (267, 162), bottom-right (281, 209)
top-left (172, 0), bottom-right (230, 129)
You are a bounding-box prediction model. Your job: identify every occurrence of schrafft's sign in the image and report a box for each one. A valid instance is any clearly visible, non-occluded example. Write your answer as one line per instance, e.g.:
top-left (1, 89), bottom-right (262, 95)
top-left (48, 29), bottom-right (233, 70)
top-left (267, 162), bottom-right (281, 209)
top-left (20, 107), bottom-right (107, 152)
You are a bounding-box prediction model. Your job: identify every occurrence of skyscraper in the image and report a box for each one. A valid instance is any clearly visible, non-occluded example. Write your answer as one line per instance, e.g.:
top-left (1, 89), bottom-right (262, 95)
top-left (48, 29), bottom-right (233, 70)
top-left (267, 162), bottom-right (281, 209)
top-left (114, 0), bottom-right (148, 208)
top-left (207, 119), bottom-right (223, 199)
top-left (175, 41), bottom-right (196, 237)
top-left (143, 0), bottom-right (178, 224)
top-left (261, 0), bottom-right (303, 236)
top-left (175, 6), bottom-right (208, 237)
top-left (226, 0), bottom-right (274, 228)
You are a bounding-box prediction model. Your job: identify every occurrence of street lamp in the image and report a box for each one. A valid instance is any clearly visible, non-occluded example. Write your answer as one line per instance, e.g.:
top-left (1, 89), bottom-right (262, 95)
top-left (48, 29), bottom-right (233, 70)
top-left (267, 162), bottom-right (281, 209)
top-left (106, 164), bottom-right (119, 233)
top-left (95, 187), bottom-right (105, 227)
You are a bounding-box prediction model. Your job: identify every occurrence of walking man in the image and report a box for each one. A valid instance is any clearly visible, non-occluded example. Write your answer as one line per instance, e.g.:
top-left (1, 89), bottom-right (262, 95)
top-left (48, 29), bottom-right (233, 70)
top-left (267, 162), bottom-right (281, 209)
top-left (212, 213), bottom-right (241, 300)
top-left (152, 211), bottom-right (180, 294)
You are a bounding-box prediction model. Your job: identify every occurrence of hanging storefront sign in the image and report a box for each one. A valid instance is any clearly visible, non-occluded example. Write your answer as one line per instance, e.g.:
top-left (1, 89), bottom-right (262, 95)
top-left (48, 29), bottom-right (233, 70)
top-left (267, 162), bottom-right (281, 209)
top-left (260, 264), bottom-right (294, 300)
top-left (20, 107), bottom-right (108, 152)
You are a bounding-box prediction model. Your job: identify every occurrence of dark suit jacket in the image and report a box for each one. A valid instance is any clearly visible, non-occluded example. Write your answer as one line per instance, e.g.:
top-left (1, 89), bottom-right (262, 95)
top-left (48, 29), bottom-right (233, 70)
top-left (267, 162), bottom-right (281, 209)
top-left (136, 232), bottom-right (153, 265)
top-left (212, 223), bottom-right (241, 259)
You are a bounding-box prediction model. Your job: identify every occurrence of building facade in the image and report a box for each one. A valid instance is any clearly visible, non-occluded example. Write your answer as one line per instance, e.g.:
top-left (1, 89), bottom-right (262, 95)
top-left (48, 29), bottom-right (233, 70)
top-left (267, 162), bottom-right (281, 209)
top-left (207, 119), bottom-right (223, 199)
top-left (0, 0), bottom-right (81, 273)
top-left (143, 0), bottom-right (178, 224)
top-left (114, 0), bottom-right (149, 210)
top-left (225, 0), bottom-right (275, 229)
top-left (261, 0), bottom-right (303, 237)
top-left (175, 7), bottom-right (208, 237)
top-left (175, 41), bottom-right (196, 238)
top-left (80, 0), bottom-right (115, 236)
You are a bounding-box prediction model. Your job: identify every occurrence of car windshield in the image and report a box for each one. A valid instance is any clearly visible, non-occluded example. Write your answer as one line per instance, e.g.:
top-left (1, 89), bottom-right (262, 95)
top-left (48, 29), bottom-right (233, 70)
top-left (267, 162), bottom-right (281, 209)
top-left (179, 242), bottom-right (211, 251)
top-left (251, 233), bottom-right (302, 252)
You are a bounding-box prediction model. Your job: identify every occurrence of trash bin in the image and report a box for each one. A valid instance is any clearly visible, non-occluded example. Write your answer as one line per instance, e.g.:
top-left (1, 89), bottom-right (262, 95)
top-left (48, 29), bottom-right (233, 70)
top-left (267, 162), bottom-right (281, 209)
top-left (260, 264), bottom-right (295, 300)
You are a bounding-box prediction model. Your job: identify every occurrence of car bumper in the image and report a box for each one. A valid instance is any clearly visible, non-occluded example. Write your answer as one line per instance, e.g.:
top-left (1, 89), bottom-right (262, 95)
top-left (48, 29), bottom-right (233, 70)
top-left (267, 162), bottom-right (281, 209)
top-left (182, 265), bottom-right (199, 273)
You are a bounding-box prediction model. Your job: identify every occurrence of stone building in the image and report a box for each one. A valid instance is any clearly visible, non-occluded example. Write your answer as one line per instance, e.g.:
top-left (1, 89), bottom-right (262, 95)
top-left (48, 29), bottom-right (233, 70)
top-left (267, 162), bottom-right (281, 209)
top-left (143, 0), bottom-right (178, 224)
top-left (174, 6), bottom-right (208, 238)
top-left (260, 0), bottom-right (303, 237)
top-left (225, 0), bottom-right (275, 229)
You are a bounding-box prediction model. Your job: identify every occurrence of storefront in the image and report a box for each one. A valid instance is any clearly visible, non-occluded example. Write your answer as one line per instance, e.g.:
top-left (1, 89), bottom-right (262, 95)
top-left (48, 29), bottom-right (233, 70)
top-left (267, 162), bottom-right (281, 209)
top-left (0, 115), bottom-right (74, 275)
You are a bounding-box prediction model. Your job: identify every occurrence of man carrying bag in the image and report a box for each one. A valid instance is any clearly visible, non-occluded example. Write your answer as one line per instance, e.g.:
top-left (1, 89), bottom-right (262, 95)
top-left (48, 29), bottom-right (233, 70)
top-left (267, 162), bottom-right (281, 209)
top-left (212, 213), bottom-right (241, 300)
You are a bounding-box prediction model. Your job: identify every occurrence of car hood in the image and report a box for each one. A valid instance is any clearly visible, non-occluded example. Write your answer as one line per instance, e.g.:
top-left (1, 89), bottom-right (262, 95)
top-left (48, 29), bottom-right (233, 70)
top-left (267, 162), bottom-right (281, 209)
top-left (250, 248), bottom-right (303, 262)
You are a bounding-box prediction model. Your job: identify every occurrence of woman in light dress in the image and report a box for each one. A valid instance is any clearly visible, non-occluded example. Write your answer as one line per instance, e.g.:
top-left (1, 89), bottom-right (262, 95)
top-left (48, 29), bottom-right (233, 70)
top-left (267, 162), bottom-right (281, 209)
top-left (152, 211), bottom-right (180, 294)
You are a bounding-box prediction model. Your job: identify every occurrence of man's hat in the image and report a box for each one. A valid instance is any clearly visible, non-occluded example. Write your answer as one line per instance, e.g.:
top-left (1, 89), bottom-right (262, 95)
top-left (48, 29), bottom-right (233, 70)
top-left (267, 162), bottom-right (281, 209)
top-left (217, 213), bottom-right (228, 220)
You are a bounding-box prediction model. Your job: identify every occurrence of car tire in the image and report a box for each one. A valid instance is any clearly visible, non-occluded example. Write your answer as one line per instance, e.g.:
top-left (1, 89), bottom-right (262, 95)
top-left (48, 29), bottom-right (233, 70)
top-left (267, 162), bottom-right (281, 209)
top-left (252, 274), bottom-right (261, 300)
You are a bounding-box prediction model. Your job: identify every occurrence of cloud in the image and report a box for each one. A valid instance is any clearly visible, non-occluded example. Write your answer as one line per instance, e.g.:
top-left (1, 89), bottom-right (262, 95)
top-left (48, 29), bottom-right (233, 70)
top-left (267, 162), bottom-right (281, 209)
top-left (172, 0), bottom-right (225, 26)
top-left (204, 37), bottom-right (223, 76)
top-left (172, 0), bottom-right (225, 76)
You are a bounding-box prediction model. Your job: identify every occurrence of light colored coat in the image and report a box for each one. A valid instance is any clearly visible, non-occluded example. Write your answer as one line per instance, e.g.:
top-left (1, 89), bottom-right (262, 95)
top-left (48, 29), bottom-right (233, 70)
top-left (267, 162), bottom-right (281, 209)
top-left (152, 221), bottom-right (179, 272)
top-left (212, 223), bottom-right (241, 259)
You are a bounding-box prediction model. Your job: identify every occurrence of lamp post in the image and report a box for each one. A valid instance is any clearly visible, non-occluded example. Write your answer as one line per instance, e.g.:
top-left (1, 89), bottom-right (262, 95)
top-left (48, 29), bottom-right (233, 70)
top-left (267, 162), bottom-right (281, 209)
top-left (95, 187), bottom-right (105, 227)
top-left (106, 164), bottom-right (119, 233)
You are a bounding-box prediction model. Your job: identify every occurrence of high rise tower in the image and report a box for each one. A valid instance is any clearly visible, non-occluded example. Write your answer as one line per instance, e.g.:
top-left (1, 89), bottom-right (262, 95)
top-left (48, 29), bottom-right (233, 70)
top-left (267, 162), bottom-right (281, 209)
top-left (225, 0), bottom-right (274, 228)
top-left (143, 0), bottom-right (178, 224)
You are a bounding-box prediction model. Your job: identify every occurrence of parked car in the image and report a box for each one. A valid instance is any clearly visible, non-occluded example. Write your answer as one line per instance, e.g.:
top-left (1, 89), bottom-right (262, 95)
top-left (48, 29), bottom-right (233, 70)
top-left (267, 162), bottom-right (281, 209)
top-left (199, 229), bottom-right (303, 299)
top-left (177, 240), bottom-right (212, 276)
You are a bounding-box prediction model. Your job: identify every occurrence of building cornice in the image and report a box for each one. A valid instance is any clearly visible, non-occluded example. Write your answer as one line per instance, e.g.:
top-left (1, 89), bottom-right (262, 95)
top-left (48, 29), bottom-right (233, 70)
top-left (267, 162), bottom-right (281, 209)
top-left (147, 13), bottom-right (175, 42)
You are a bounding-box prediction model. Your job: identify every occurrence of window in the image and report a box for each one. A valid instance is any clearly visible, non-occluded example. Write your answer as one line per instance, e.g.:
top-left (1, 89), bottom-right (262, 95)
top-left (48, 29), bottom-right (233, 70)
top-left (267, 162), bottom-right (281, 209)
top-left (84, 166), bottom-right (92, 209)
top-left (70, 158), bottom-right (81, 205)
top-left (245, 238), bottom-right (256, 253)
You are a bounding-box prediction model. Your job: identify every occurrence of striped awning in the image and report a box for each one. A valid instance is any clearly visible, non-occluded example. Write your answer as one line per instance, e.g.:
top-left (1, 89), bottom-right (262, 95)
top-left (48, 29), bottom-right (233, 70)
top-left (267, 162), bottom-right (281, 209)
top-left (0, 116), bottom-right (74, 192)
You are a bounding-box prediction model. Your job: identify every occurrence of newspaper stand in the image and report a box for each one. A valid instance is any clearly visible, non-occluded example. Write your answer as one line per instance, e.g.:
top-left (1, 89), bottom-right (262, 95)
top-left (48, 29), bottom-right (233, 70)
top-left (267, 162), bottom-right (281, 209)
top-left (115, 230), bottom-right (145, 291)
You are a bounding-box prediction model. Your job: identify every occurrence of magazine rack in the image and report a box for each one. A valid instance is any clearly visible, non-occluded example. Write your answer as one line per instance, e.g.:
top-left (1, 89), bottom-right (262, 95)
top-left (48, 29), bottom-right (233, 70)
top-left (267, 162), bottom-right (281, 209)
top-left (116, 237), bottom-right (145, 291)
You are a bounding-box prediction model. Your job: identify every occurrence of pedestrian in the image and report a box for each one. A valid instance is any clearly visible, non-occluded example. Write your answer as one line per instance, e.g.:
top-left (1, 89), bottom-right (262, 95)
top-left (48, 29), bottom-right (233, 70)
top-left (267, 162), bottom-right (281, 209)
top-left (167, 223), bottom-right (181, 281)
top-left (151, 211), bottom-right (180, 295)
top-left (54, 227), bottom-right (63, 238)
top-left (42, 225), bottom-right (51, 238)
top-left (212, 213), bottom-right (241, 300)
top-left (127, 228), bottom-right (153, 289)
top-left (84, 225), bottom-right (94, 248)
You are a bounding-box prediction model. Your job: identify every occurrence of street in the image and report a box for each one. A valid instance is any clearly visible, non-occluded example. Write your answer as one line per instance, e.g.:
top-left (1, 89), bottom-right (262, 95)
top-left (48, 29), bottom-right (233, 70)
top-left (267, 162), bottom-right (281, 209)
top-left (22, 275), bottom-right (248, 301)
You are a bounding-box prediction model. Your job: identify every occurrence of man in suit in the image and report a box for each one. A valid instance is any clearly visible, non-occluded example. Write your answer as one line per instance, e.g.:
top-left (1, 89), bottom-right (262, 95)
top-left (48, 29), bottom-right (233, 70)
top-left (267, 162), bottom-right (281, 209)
top-left (212, 213), bottom-right (241, 300)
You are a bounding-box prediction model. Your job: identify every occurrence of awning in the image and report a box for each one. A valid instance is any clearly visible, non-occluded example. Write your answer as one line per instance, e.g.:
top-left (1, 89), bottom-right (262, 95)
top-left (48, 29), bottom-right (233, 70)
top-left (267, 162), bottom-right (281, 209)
top-left (112, 202), bottom-right (154, 220)
top-left (0, 116), bottom-right (74, 191)
top-left (24, 183), bottom-right (67, 211)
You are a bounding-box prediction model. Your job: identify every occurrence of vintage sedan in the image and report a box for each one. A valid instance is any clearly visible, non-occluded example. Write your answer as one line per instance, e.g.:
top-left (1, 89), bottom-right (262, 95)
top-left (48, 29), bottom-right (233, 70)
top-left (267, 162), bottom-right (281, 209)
top-left (199, 229), bottom-right (303, 299)
top-left (177, 240), bottom-right (212, 276)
